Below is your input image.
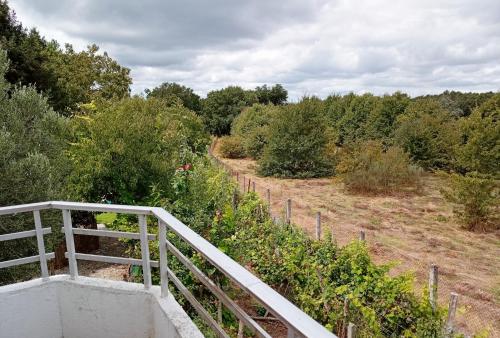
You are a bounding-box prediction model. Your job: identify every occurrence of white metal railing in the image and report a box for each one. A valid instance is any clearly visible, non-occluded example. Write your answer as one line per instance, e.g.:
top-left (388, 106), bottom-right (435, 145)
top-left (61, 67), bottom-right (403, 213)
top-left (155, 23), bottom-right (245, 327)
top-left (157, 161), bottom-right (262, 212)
top-left (0, 201), bottom-right (337, 338)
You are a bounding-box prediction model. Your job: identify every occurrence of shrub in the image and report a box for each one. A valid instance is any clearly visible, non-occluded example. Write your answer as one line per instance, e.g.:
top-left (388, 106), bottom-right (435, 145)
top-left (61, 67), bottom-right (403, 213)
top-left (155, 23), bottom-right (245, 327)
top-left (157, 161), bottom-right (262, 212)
top-left (441, 172), bottom-right (499, 231)
top-left (218, 136), bottom-right (245, 159)
top-left (258, 97), bottom-right (335, 178)
top-left (455, 94), bottom-right (500, 176)
top-left (231, 103), bottom-right (278, 159)
top-left (337, 141), bottom-right (422, 194)
top-left (394, 98), bottom-right (460, 170)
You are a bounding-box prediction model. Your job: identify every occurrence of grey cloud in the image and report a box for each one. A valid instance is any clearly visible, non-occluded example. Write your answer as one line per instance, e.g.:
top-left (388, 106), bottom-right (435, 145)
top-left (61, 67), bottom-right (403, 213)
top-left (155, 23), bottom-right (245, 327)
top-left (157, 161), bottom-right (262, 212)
top-left (9, 0), bottom-right (500, 98)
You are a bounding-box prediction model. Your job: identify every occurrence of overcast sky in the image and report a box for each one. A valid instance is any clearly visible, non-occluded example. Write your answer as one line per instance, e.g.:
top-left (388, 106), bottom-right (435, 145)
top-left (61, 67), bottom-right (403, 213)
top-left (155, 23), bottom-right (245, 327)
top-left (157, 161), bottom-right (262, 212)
top-left (9, 0), bottom-right (500, 99)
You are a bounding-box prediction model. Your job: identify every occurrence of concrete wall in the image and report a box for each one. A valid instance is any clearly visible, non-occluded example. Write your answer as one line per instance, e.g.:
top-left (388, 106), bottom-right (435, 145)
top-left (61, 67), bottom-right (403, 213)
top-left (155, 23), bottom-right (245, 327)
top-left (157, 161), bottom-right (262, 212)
top-left (0, 275), bottom-right (203, 338)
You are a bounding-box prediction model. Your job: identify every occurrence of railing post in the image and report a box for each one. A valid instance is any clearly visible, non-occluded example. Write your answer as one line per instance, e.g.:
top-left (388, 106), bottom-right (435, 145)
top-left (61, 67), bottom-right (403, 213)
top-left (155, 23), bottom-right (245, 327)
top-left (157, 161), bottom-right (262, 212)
top-left (62, 209), bottom-right (78, 279)
top-left (359, 230), bottom-right (365, 241)
top-left (158, 218), bottom-right (168, 297)
top-left (445, 292), bottom-right (458, 336)
top-left (33, 210), bottom-right (49, 279)
top-left (139, 214), bottom-right (152, 289)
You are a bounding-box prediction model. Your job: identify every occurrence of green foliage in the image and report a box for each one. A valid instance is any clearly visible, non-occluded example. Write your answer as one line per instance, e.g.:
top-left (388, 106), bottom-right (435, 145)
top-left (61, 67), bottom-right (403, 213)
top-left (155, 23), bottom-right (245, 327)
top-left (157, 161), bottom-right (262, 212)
top-left (218, 136), bottom-right (245, 159)
top-left (0, 50), bottom-right (67, 284)
top-left (417, 90), bottom-right (494, 117)
top-left (0, 2), bottom-right (131, 113)
top-left (221, 194), bottom-right (444, 337)
top-left (441, 172), bottom-right (499, 231)
top-left (364, 92), bottom-right (411, 141)
top-left (455, 94), bottom-right (500, 177)
top-left (337, 141), bottom-right (422, 194)
top-left (258, 97), bottom-right (335, 178)
top-left (231, 103), bottom-right (278, 158)
top-left (200, 86), bottom-right (257, 136)
top-left (67, 97), bottom-right (209, 204)
top-left (394, 98), bottom-right (460, 170)
top-left (42, 43), bottom-right (131, 113)
top-left (254, 84), bottom-right (288, 105)
top-left (326, 93), bottom-right (379, 145)
top-left (145, 82), bottom-right (201, 112)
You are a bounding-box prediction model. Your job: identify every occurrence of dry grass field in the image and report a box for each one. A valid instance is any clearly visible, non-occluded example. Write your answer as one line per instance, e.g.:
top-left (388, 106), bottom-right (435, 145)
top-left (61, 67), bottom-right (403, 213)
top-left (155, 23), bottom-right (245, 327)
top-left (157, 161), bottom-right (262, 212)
top-left (213, 142), bottom-right (500, 337)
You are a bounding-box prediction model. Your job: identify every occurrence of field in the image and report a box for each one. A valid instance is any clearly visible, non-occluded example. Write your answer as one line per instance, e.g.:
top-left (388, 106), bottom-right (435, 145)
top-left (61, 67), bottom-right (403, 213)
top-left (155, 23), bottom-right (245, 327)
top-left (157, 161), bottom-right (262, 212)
top-left (213, 141), bottom-right (500, 337)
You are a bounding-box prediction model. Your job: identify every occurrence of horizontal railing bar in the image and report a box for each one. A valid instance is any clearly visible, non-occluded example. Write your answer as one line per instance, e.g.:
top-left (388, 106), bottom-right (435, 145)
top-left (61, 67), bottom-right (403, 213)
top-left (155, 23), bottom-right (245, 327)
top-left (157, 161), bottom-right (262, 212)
top-left (67, 253), bottom-right (159, 268)
top-left (0, 253), bottom-right (55, 269)
top-left (72, 228), bottom-right (156, 240)
top-left (166, 240), bottom-right (271, 338)
top-left (0, 228), bottom-right (51, 242)
top-left (51, 201), bottom-right (154, 215)
top-left (167, 267), bottom-right (230, 338)
top-left (0, 202), bottom-right (52, 215)
top-left (152, 207), bottom-right (336, 338)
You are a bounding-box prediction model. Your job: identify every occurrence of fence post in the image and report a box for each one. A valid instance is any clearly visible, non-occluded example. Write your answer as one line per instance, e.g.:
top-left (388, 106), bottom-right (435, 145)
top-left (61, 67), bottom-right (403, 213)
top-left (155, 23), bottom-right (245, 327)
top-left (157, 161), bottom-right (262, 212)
top-left (359, 230), bottom-right (365, 241)
top-left (347, 323), bottom-right (356, 338)
top-left (252, 181), bottom-right (256, 192)
top-left (62, 209), bottom-right (78, 279)
top-left (138, 214), bottom-right (152, 289)
top-left (266, 189), bottom-right (271, 212)
top-left (243, 176), bottom-right (245, 191)
top-left (429, 264), bottom-right (438, 311)
top-left (286, 198), bottom-right (292, 224)
top-left (236, 172), bottom-right (239, 183)
top-left (316, 212), bottom-right (321, 240)
top-left (232, 189), bottom-right (238, 210)
top-left (248, 178), bottom-right (251, 193)
top-left (33, 210), bottom-right (49, 280)
top-left (158, 218), bottom-right (168, 298)
top-left (445, 292), bottom-right (458, 335)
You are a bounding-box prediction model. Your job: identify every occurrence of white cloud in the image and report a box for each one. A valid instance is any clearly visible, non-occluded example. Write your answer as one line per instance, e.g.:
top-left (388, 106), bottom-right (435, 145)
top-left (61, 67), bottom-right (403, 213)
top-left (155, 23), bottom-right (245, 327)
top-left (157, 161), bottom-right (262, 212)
top-left (9, 0), bottom-right (500, 98)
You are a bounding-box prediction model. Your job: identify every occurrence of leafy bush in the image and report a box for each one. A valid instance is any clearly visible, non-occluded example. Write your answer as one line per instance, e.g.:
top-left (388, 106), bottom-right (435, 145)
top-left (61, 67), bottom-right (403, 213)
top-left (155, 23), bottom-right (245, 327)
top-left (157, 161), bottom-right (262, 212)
top-left (258, 97), bottom-right (335, 178)
top-left (394, 98), bottom-right (460, 170)
top-left (455, 94), bottom-right (500, 176)
top-left (337, 141), bottom-right (422, 194)
top-left (231, 103), bottom-right (278, 158)
top-left (200, 86), bottom-right (257, 136)
top-left (218, 136), bottom-right (245, 159)
top-left (220, 194), bottom-right (444, 337)
top-left (68, 97), bottom-right (209, 204)
top-left (441, 173), bottom-right (499, 231)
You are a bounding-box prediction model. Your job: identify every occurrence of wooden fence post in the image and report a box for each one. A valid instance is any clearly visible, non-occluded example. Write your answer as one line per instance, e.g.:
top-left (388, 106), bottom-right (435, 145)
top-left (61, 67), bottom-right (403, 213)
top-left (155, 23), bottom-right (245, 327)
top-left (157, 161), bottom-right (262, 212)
top-left (347, 323), bottom-right (356, 338)
top-left (248, 178), bottom-right (251, 193)
top-left (341, 297), bottom-right (349, 338)
top-left (232, 190), bottom-right (238, 210)
top-left (266, 189), bottom-right (271, 213)
top-left (286, 198), bottom-right (292, 224)
top-left (252, 181), bottom-right (256, 192)
top-left (236, 172), bottom-right (239, 183)
top-left (359, 230), bottom-right (365, 241)
top-left (445, 292), bottom-right (458, 335)
top-left (316, 212), bottom-right (321, 240)
top-left (429, 264), bottom-right (438, 311)
top-left (242, 176), bottom-right (246, 191)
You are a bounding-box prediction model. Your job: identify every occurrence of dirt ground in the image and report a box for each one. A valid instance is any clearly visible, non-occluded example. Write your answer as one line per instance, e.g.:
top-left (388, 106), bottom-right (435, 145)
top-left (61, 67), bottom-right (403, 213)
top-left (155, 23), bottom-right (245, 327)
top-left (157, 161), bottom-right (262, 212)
top-left (212, 141), bottom-right (500, 338)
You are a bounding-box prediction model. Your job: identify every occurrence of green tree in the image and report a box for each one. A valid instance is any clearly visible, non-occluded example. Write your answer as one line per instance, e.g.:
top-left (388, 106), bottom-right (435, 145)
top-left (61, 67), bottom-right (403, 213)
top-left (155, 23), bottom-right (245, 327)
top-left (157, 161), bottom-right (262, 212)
top-left (231, 103), bottom-right (279, 158)
top-left (258, 97), bottom-right (334, 178)
top-left (200, 86), bottom-right (257, 136)
top-left (255, 84), bottom-right (288, 105)
top-left (145, 82), bottom-right (201, 112)
top-left (394, 98), bottom-right (459, 170)
top-left (0, 49), bottom-right (67, 284)
top-left (68, 97), bottom-right (209, 204)
top-left (43, 43), bottom-right (131, 113)
top-left (456, 94), bottom-right (500, 176)
top-left (328, 93), bottom-right (379, 145)
top-left (364, 92), bottom-right (410, 141)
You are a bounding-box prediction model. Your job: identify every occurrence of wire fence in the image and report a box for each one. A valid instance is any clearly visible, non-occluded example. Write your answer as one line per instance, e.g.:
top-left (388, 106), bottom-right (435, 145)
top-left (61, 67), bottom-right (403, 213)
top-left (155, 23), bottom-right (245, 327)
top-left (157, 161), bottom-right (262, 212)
top-left (209, 150), bottom-right (499, 338)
